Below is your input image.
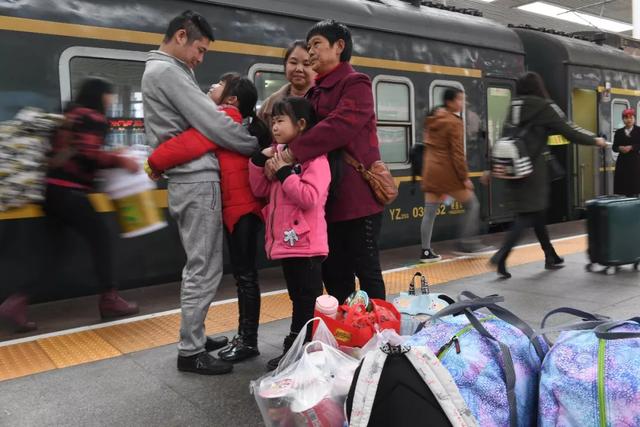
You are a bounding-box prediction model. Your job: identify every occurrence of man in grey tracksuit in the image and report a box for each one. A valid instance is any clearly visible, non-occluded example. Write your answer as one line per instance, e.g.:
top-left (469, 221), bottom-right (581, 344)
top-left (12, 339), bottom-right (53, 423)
top-left (142, 11), bottom-right (257, 375)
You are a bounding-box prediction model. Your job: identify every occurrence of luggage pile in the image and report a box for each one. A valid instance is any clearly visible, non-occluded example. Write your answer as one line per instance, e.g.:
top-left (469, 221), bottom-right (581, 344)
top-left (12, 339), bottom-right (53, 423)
top-left (251, 284), bottom-right (640, 427)
top-left (0, 107), bottom-right (63, 211)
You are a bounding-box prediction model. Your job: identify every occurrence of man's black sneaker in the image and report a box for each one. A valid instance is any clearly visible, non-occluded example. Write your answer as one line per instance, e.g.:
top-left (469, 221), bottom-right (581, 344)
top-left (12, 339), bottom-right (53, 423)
top-left (205, 336), bottom-right (229, 352)
top-left (177, 352), bottom-right (233, 375)
top-left (419, 248), bottom-right (442, 263)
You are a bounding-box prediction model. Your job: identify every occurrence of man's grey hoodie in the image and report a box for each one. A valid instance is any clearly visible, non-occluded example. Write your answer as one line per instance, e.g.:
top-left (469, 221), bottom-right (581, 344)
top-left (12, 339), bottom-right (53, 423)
top-left (142, 50), bottom-right (257, 183)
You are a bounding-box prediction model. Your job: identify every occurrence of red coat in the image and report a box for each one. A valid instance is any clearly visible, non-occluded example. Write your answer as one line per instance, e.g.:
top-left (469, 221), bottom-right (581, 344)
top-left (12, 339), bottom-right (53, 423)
top-left (148, 106), bottom-right (263, 232)
top-left (48, 107), bottom-right (128, 190)
top-left (288, 62), bottom-right (383, 223)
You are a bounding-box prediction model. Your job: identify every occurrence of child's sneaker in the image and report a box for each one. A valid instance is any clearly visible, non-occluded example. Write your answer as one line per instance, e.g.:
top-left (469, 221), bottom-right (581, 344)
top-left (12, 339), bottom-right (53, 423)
top-left (419, 248), bottom-right (442, 263)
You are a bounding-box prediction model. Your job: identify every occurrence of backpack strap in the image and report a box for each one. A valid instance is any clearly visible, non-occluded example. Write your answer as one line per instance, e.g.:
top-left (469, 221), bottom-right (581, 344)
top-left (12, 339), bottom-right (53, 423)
top-left (348, 348), bottom-right (388, 427)
top-left (404, 347), bottom-right (478, 427)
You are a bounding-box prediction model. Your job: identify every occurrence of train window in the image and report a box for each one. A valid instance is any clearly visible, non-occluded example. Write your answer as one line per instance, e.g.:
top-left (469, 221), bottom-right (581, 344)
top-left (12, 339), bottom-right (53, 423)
top-left (60, 47), bottom-right (147, 148)
top-left (612, 99), bottom-right (630, 131)
top-left (249, 64), bottom-right (286, 111)
top-left (373, 76), bottom-right (414, 165)
top-left (429, 80), bottom-right (466, 151)
top-left (486, 87), bottom-right (512, 148)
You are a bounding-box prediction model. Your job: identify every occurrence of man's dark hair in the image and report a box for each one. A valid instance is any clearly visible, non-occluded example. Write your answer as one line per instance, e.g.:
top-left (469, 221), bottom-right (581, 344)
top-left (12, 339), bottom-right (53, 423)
top-left (163, 10), bottom-right (214, 43)
top-left (516, 71), bottom-right (550, 99)
top-left (306, 19), bottom-right (353, 62)
top-left (283, 40), bottom-right (308, 66)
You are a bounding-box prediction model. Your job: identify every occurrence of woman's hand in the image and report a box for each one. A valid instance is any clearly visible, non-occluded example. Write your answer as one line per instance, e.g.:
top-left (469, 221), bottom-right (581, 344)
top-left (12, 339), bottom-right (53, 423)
top-left (120, 156), bottom-right (140, 173)
top-left (261, 146), bottom-right (275, 158)
top-left (594, 137), bottom-right (607, 148)
top-left (620, 145), bottom-right (633, 153)
top-left (479, 170), bottom-right (490, 186)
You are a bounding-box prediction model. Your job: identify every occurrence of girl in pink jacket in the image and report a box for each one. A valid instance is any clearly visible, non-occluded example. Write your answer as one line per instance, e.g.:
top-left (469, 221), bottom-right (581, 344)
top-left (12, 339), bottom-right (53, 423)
top-left (249, 97), bottom-right (330, 370)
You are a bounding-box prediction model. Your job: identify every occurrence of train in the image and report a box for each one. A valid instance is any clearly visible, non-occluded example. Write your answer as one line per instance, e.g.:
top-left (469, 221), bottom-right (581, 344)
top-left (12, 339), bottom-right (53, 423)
top-left (1, 0), bottom-right (639, 301)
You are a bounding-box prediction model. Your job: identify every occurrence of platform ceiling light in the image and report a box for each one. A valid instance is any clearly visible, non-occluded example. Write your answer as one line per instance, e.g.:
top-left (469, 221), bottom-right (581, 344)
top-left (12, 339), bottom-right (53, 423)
top-left (518, 1), bottom-right (633, 33)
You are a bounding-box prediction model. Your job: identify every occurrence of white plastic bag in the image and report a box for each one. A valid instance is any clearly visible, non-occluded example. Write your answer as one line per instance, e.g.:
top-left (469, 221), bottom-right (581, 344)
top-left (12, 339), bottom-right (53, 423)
top-left (251, 318), bottom-right (358, 427)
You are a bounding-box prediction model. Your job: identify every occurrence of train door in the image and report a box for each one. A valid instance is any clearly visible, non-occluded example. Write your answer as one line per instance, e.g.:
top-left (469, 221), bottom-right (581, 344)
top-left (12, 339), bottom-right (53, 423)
top-left (571, 88), bottom-right (598, 208)
top-left (485, 81), bottom-right (514, 222)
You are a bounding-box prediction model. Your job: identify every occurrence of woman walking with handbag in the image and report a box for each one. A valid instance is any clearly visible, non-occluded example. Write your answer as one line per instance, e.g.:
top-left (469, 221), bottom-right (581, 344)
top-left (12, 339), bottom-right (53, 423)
top-left (490, 72), bottom-right (606, 278)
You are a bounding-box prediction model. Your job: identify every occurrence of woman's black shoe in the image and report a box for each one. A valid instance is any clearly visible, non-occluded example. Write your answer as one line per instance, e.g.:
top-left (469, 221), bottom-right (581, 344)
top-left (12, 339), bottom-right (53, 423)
top-left (218, 335), bottom-right (260, 362)
top-left (545, 261), bottom-right (565, 270)
top-left (490, 255), bottom-right (511, 279)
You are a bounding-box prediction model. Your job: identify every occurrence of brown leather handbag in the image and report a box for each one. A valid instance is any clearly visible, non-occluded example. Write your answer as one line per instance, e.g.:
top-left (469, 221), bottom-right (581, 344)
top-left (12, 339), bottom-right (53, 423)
top-left (343, 152), bottom-right (398, 205)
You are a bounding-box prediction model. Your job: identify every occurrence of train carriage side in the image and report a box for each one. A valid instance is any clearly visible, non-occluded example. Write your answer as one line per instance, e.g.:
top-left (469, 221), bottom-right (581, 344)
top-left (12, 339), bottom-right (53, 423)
top-left (514, 28), bottom-right (640, 223)
top-left (0, 0), bottom-right (524, 301)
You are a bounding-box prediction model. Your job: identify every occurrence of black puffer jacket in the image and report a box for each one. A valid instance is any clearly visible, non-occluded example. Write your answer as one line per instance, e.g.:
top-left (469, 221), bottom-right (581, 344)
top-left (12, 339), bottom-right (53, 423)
top-left (503, 96), bottom-right (596, 213)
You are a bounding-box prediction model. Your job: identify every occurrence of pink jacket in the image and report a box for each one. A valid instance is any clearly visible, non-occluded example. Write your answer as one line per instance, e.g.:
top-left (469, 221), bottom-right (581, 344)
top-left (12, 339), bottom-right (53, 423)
top-left (249, 147), bottom-right (330, 260)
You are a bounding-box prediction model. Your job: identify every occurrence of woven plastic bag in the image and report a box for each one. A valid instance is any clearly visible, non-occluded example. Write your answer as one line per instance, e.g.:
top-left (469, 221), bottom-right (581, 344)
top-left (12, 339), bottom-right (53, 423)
top-left (251, 318), bottom-right (359, 427)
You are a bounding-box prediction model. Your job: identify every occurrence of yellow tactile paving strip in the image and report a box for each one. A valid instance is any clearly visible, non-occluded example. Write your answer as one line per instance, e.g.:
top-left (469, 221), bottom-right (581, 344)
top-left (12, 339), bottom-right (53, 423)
top-left (0, 235), bottom-right (587, 382)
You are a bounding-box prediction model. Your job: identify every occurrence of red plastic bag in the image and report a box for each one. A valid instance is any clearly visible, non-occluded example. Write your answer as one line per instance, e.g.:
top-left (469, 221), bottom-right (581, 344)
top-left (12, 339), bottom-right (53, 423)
top-left (313, 299), bottom-right (400, 348)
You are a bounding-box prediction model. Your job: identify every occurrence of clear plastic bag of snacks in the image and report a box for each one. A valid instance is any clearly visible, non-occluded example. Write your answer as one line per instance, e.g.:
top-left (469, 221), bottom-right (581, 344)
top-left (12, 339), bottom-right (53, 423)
top-left (251, 318), bottom-right (358, 427)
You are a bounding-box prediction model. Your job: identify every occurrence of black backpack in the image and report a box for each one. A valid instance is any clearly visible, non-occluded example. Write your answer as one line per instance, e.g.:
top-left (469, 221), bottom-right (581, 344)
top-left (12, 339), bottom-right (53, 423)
top-left (345, 344), bottom-right (477, 427)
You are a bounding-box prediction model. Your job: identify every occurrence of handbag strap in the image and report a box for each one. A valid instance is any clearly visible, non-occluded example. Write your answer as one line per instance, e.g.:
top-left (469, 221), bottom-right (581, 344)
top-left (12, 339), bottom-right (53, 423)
top-left (343, 151), bottom-right (367, 172)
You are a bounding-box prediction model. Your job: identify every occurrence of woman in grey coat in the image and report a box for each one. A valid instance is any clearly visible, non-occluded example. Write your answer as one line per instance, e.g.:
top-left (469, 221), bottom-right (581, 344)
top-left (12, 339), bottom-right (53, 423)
top-left (490, 72), bottom-right (606, 278)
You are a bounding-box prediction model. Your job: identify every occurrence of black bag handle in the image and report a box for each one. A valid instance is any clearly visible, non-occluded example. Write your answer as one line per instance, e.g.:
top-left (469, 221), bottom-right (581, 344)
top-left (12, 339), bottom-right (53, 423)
top-left (408, 272), bottom-right (430, 296)
top-left (594, 318), bottom-right (640, 340)
top-left (455, 291), bottom-right (546, 360)
top-left (538, 307), bottom-right (610, 345)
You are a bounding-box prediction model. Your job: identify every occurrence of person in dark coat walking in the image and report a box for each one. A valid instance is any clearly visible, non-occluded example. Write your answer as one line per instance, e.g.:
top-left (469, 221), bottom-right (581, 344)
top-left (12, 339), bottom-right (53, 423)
top-left (490, 72), bottom-right (606, 278)
top-left (613, 108), bottom-right (640, 197)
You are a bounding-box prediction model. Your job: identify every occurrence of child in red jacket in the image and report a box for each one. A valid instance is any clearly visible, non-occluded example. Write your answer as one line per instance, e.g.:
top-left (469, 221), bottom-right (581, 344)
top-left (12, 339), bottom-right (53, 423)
top-left (147, 73), bottom-right (270, 362)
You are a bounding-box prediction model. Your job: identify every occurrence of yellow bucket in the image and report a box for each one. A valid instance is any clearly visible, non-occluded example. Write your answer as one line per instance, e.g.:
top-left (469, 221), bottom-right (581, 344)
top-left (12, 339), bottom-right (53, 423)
top-left (101, 169), bottom-right (167, 238)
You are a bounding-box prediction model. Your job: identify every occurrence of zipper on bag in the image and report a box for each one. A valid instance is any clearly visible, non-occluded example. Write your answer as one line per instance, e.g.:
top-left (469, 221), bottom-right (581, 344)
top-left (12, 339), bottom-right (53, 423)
top-left (597, 339), bottom-right (607, 427)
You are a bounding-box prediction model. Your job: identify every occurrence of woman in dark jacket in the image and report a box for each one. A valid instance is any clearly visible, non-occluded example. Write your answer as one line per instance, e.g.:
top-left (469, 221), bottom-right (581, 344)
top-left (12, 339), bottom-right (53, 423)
top-left (613, 108), bottom-right (640, 197)
top-left (0, 78), bottom-right (140, 331)
top-left (490, 72), bottom-right (606, 278)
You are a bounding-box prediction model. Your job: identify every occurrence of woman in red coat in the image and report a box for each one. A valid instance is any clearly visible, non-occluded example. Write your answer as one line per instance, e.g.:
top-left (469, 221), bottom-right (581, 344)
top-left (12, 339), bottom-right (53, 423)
top-left (613, 108), bottom-right (640, 197)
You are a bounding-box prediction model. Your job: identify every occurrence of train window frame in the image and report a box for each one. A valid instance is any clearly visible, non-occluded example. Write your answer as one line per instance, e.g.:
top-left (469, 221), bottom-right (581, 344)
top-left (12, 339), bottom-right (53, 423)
top-left (248, 63), bottom-right (286, 111)
top-left (59, 46), bottom-right (148, 108)
top-left (611, 98), bottom-right (631, 132)
top-left (486, 85), bottom-right (513, 149)
top-left (372, 75), bottom-right (415, 168)
top-left (429, 79), bottom-right (467, 151)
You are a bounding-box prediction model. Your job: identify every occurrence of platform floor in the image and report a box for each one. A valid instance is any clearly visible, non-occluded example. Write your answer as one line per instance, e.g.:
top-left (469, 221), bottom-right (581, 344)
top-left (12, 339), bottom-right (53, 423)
top-left (2, 223), bottom-right (640, 426)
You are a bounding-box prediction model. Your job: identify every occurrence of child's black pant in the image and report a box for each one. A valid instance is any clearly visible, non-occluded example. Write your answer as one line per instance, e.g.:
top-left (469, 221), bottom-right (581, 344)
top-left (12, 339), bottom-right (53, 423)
top-left (281, 256), bottom-right (324, 337)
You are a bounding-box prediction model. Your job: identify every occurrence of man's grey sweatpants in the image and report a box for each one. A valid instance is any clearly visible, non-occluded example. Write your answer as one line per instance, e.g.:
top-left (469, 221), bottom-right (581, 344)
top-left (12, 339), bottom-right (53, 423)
top-left (168, 181), bottom-right (223, 357)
